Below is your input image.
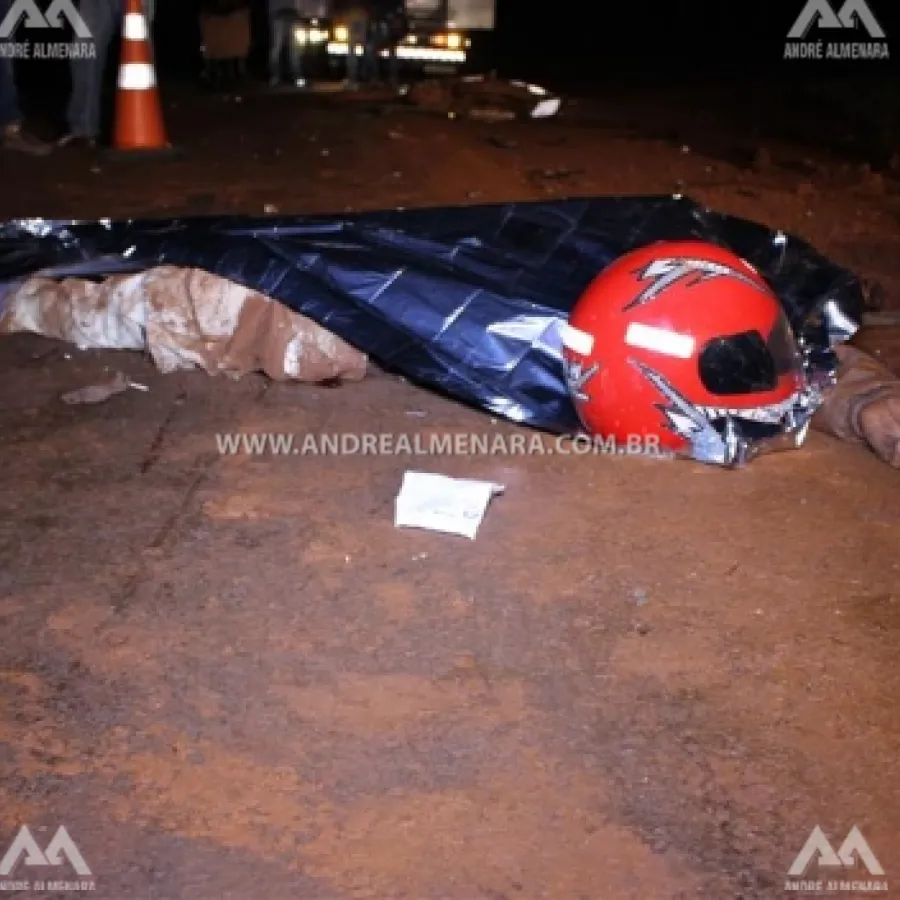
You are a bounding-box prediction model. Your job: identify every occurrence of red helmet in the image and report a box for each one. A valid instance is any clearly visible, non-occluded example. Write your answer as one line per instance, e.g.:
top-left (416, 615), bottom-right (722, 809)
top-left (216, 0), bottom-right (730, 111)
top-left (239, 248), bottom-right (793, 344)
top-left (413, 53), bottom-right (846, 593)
top-left (560, 240), bottom-right (810, 465)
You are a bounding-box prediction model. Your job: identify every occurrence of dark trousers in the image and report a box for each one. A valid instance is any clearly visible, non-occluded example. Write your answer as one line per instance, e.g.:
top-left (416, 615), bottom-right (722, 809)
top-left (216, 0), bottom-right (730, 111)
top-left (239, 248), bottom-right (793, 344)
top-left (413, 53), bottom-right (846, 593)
top-left (269, 14), bottom-right (304, 81)
top-left (0, 0), bottom-right (21, 128)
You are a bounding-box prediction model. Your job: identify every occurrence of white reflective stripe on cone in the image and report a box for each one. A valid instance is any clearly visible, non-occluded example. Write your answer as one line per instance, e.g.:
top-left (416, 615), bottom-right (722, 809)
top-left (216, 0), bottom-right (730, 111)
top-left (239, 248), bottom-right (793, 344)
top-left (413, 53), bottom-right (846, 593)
top-left (123, 13), bottom-right (149, 41)
top-left (118, 63), bottom-right (155, 90)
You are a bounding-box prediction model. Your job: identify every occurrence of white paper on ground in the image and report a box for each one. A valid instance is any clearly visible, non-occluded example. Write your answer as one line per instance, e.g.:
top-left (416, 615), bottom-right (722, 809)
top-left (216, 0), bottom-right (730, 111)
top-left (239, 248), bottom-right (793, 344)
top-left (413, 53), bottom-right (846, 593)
top-left (531, 97), bottom-right (562, 118)
top-left (394, 471), bottom-right (505, 540)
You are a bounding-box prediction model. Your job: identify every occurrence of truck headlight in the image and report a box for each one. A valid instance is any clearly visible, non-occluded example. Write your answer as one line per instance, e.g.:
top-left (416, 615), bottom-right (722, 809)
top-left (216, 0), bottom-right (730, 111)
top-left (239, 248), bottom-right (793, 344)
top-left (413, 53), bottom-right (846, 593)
top-left (446, 32), bottom-right (461, 49)
top-left (334, 24), bottom-right (348, 42)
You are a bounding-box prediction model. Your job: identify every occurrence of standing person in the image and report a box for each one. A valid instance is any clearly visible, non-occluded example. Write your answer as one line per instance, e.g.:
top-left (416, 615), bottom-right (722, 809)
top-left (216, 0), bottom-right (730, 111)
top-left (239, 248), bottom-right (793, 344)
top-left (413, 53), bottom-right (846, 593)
top-left (342, 1), bottom-right (374, 88)
top-left (267, 0), bottom-right (303, 87)
top-left (294, 0), bottom-right (330, 86)
top-left (0, 0), bottom-right (53, 154)
top-left (381, 2), bottom-right (407, 86)
top-left (269, 0), bottom-right (331, 88)
top-left (199, 0), bottom-right (251, 90)
top-left (58, 0), bottom-right (156, 148)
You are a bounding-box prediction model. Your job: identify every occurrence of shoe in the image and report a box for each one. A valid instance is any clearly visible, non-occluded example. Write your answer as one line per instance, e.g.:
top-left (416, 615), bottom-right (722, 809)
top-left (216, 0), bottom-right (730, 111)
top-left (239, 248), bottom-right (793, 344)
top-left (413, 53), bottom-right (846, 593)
top-left (57, 133), bottom-right (97, 149)
top-left (1, 123), bottom-right (52, 156)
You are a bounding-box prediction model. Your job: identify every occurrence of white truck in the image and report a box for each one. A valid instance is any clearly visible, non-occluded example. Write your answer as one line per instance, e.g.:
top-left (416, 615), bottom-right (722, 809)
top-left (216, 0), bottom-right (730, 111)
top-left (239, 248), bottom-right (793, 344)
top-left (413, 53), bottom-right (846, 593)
top-left (326, 0), bottom-right (496, 75)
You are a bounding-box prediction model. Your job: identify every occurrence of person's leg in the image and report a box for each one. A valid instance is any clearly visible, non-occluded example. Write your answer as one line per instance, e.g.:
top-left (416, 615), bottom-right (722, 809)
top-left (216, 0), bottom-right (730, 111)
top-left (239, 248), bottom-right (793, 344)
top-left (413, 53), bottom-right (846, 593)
top-left (362, 40), bottom-right (377, 83)
top-left (0, 53), bottom-right (19, 130)
top-left (346, 19), bottom-right (365, 86)
top-left (0, 0), bottom-right (18, 128)
top-left (142, 0), bottom-right (156, 67)
top-left (361, 23), bottom-right (378, 83)
top-left (288, 24), bottom-right (305, 85)
top-left (0, 0), bottom-right (15, 130)
top-left (268, 17), bottom-right (284, 84)
top-left (0, 3), bottom-right (52, 154)
top-left (388, 46), bottom-right (399, 86)
top-left (345, 42), bottom-right (358, 87)
top-left (62, 0), bottom-right (117, 144)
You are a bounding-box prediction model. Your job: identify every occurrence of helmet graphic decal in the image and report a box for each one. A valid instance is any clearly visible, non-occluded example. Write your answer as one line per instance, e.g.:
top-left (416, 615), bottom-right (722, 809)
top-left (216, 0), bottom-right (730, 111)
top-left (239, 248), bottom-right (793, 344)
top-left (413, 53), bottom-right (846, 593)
top-left (631, 358), bottom-right (807, 466)
top-left (624, 257), bottom-right (769, 311)
top-left (564, 358), bottom-right (600, 403)
top-left (630, 358), bottom-right (733, 462)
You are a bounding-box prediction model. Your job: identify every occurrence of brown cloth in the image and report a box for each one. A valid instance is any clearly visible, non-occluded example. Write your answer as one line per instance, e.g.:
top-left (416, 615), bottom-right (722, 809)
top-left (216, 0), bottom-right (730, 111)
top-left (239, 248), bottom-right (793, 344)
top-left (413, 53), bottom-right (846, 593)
top-left (198, 7), bottom-right (251, 60)
top-left (217, 287), bottom-right (366, 383)
top-left (0, 266), bottom-right (368, 384)
top-left (813, 343), bottom-right (900, 468)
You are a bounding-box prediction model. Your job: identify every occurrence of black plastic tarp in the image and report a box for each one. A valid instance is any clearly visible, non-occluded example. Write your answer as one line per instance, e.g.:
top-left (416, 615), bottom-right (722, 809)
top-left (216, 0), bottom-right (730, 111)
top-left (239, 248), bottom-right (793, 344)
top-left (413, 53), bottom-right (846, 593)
top-left (0, 194), bottom-right (864, 433)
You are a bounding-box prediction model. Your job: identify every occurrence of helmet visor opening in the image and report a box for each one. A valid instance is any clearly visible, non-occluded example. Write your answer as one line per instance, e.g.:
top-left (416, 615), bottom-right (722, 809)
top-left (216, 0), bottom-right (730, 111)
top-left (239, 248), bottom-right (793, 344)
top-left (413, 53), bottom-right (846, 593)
top-left (766, 312), bottom-right (803, 376)
top-left (699, 329), bottom-right (780, 395)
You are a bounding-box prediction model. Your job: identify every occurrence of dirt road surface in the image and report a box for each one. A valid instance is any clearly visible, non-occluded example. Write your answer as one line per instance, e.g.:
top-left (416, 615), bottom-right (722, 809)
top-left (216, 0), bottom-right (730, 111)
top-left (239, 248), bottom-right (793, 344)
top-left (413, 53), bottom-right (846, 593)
top-left (1, 84), bottom-right (899, 900)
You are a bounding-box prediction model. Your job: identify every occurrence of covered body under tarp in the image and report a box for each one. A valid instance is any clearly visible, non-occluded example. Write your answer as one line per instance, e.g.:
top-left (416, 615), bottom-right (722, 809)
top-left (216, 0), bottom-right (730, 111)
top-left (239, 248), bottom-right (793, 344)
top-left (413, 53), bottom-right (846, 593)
top-left (0, 194), bottom-right (863, 436)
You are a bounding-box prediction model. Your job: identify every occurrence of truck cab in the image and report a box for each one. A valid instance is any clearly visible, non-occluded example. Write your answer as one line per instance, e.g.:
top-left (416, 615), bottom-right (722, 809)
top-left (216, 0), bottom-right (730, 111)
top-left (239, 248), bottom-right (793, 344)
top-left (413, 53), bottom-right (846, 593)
top-left (327, 0), bottom-right (496, 75)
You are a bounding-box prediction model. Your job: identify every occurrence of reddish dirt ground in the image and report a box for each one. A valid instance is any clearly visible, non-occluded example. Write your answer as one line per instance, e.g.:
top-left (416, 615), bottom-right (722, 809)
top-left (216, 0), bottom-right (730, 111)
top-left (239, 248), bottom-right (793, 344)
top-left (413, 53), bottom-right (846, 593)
top-left (1, 83), bottom-right (899, 899)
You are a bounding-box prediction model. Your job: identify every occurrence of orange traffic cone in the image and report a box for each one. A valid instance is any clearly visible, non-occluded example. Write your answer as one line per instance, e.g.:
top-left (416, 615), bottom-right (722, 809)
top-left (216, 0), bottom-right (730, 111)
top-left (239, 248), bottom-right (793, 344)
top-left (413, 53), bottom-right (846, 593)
top-left (107, 0), bottom-right (179, 158)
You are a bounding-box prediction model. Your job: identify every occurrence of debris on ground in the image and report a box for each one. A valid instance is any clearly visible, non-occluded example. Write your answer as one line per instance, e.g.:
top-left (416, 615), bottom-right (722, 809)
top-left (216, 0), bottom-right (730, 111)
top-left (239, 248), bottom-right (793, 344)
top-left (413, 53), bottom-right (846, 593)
top-left (528, 166), bottom-right (584, 184)
top-left (405, 74), bottom-right (563, 121)
top-left (59, 371), bottom-right (146, 405)
top-left (486, 136), bottom-right (518, 149)
top-left (0, 267), bottom-right (367, 383)
top-left (394, 471), bottom-right (505, 539)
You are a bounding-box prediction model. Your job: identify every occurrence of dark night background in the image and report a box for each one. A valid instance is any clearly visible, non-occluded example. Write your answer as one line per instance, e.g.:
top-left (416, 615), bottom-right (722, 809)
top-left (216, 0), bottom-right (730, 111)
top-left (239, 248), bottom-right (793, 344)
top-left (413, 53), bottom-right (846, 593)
top-left (136, 0), bottom-right (896, 79)
top-left (149, 0), bottom-right (895, 79)
top-left (9, 0), bottom-right (900, 160)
